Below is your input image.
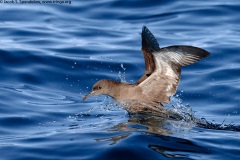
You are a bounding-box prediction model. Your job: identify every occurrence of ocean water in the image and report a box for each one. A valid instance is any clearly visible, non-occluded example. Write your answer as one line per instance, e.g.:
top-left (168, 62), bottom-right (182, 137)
top-left (0, 0), bottom-right (240, 159)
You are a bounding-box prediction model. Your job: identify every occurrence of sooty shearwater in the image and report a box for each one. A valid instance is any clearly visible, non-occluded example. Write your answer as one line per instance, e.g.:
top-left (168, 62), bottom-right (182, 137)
top-left (83, 26), bottom-right (210, 117)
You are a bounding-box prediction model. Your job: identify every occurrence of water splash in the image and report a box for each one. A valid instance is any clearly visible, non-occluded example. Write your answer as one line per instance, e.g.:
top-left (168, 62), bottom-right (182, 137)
top-left (165, 91), bottom-right (197, 123)
top-left (118, 63), bottom-right (126, 82)
top-left (166, 93), bottom-right (240, 132)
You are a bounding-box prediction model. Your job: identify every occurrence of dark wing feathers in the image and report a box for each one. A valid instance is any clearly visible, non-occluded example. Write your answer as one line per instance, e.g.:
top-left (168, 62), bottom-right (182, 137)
top-left (137, 26), bottom-right (210, 103)
top-left (141, 26), bottom-right (160, 53)
top-left (135, 26), bottom-right (160, 84)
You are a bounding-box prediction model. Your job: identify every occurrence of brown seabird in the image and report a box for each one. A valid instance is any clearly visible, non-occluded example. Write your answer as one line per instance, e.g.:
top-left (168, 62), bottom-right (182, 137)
top-left (83, 26), bottom-right (210, 116)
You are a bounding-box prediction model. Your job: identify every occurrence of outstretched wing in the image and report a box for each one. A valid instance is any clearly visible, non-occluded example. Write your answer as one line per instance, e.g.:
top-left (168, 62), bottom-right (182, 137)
top-left (160, 45), bottom-right (210, 66)
top-left (135, 26), bottom-right (160, 85)
top-left (139, 45), bottom-right (210, 103)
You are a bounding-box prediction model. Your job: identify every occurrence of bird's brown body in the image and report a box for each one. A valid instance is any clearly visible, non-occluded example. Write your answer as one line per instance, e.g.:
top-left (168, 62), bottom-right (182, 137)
top-left (85, 80), bottom-right (168, 115)
top-left (83, 26), bottom-right (210, 116)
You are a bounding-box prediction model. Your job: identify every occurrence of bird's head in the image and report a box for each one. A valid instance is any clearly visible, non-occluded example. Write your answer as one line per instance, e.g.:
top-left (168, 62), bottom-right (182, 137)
top-left (82, 79), bottom-right (118, 100)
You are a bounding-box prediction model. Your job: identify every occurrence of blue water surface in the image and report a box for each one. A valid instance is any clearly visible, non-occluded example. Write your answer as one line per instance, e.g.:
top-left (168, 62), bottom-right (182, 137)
top-left (0, 0), bottom-right (240, 159)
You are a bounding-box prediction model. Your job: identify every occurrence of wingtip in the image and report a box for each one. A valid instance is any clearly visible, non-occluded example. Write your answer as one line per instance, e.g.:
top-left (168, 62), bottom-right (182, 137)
top-left (142, 25), bottom-right (148, 32)
top-left (141, 26), bottom-right (160, 52)
top-left (191, 46), bottom-right (211, 59)
top-left (141, 25), bottom-right (151, 37)
top-left (204, 49), bottom-right (211, 57)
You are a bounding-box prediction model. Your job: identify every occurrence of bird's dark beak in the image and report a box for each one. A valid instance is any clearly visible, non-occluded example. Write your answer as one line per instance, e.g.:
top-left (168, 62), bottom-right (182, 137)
top-left (82, 91), bottom-right (95, 100)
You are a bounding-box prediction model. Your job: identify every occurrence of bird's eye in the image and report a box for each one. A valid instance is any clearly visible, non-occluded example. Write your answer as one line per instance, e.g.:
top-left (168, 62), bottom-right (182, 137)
top-left (98, 86), bottom-right (102, 90)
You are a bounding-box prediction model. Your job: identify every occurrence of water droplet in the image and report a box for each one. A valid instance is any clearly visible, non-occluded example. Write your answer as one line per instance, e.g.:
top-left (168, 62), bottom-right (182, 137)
top-left (211, 120), bottom-right (215, 125)
top-left (121, 63), bottom-right (126, 70)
